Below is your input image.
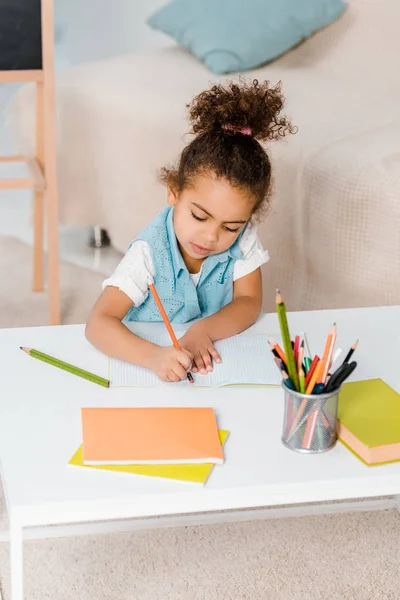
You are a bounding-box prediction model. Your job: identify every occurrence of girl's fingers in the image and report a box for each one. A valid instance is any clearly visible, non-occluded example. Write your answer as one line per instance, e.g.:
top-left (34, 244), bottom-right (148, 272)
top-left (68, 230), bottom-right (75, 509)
top-left (176, 350), bottom-right (192, 371)
top-left (168, 369), bottom-right (180, 383)
top-left (179, 348), bottom-right (194, 370)
top-left (194, 354), bottom-right (206, 374)
top-left (208, 346), bottom-right (221, 364)
top-left (174, 364), bottom-right (189, 380)
top-left (201, 350), bottom-right (213, 372)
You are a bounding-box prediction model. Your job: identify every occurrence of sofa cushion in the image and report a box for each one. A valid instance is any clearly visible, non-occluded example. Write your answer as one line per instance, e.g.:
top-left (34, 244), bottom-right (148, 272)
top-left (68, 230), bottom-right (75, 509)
top-left (147, 0), bottom-right (347, 74)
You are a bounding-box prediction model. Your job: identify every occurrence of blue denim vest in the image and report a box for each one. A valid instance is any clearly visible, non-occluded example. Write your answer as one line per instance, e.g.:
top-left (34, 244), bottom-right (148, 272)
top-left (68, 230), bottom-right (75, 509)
top-left (124, 206), bottom-right (244, 323)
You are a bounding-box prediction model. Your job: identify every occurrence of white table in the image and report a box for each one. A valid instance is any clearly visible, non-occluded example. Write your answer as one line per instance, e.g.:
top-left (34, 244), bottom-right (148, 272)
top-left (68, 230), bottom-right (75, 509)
top-left (1, 306), bottom-right (400, 600)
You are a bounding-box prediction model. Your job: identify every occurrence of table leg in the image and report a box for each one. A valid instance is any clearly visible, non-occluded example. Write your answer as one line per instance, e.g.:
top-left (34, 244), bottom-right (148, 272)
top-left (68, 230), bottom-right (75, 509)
top-left (10, 519), bottom-right (24, 600)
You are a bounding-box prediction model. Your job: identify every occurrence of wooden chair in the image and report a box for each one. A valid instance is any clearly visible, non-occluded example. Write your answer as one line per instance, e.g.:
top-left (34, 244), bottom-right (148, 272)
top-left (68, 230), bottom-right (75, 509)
top-left (0, 0), bottom-right (60, 325)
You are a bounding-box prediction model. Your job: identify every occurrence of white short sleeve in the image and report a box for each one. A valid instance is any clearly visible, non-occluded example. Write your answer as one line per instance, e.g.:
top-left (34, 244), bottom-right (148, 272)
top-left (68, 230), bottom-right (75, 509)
top-left (233, 223), bottom-right (270, 281)
top-left (102, 240), bottom-right (155, 307)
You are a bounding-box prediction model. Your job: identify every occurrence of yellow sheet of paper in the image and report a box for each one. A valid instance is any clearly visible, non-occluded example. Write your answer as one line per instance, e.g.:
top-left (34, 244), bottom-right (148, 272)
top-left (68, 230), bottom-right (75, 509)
top-left (69, 430), bottom-right (229, 485)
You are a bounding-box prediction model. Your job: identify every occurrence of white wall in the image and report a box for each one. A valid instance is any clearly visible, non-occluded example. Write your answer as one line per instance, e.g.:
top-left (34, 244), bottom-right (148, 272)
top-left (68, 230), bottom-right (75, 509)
top-left (55, 0), bottom-right (174, 65)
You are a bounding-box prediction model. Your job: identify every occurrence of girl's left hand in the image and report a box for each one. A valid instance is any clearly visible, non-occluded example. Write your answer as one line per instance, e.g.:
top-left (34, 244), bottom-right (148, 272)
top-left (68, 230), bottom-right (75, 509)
top-left (179, 324), bottom-right (221, 375)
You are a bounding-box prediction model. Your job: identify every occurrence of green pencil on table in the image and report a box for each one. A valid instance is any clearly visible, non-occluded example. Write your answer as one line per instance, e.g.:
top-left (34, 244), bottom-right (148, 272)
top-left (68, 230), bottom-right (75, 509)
top-left (20, 347), bottom-right (110, 388)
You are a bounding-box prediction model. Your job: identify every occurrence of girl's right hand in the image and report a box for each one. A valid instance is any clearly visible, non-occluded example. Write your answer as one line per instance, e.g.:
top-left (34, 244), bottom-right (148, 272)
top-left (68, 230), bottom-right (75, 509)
top-left (152, 346), bottom-right (193, 382)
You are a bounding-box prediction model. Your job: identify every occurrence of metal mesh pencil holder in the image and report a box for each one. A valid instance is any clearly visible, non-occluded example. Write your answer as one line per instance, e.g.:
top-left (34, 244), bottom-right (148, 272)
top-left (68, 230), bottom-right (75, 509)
top-left (281, 382), bottom-right (340, 453)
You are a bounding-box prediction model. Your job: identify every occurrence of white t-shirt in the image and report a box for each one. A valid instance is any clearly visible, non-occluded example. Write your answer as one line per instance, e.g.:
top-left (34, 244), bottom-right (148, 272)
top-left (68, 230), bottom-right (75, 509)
top-left (103, 222), bottom-right (269, 307)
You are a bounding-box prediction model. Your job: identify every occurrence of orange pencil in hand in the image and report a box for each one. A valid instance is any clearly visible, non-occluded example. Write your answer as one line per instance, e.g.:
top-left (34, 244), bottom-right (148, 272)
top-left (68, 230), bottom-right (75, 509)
top-left (149, 283), bottom-right (194, 383)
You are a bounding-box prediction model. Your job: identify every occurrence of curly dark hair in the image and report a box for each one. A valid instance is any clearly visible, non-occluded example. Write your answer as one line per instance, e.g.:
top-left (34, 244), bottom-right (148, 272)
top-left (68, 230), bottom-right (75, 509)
top-left (160, 79), bottom-right (297, 216)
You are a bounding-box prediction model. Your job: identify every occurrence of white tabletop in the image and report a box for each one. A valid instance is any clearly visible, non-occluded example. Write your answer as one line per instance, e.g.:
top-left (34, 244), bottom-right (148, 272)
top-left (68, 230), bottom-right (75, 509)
top-left (0, 306), bottom-right (399, 527)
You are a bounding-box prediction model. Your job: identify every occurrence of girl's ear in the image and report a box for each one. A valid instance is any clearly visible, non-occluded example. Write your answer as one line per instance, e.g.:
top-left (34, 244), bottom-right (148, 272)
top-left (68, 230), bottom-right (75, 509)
top-left (167, 186), bottom-right (178, 206)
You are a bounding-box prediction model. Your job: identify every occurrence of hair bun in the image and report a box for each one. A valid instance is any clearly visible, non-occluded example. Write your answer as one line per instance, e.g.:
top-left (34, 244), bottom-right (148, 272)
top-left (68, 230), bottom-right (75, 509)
top-left (187, 79), bottom-right (296, 142)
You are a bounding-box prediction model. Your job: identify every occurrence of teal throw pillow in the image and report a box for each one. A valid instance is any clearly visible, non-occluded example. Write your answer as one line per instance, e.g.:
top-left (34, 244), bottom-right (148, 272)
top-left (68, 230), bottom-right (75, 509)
top-left (148, 0), bottom-right (347, 74)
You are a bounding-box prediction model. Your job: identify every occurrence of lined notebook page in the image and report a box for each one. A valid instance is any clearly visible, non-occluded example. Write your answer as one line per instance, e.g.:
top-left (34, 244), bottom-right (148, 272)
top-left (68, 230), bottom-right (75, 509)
top-left (110, 324), bottom-right (280, 387)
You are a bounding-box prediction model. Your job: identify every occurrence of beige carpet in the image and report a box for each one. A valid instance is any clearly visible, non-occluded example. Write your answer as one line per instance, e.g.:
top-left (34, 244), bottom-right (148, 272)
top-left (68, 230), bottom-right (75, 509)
top-left (1, 236), bottom-right (399, 599)
top-left (0, 510), bottom-right (399, 600)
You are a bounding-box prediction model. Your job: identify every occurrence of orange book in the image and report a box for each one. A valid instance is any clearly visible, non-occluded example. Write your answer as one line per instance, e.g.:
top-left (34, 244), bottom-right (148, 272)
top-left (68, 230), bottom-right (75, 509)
top-left (81, 407), bottom-right (224, 465)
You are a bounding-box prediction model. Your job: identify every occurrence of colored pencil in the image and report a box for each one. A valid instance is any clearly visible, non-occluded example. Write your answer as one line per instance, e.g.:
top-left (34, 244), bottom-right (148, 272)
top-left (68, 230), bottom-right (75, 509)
top-left (303, 362), bottom-right (346, 446)
top-left (317, 324), bottom-right (337, 384)
top-left (319, 409), bottom-right (331, 429)
top-left (313, 383), bottom-right (325, 394)
top-left (294, 335), bottom-right (300, 364)
top-left (287, 395), bottom-right (330, 441)
top-left (275, 290), bottom-right (299, 391)
top-left (342, 339), bottom-right (358, 364)
top-left (303, 331), bottom-right (312, 361)
top-left (149, 283), bottom-right (194, 383)
top-left (299, 367), bottom-right (305, 393)
top-left (288, 364), bottom-right (322, 439)
top-left (269, 337), bottom-right (287, 365)
top-left (283, 394), bottom-right (294, 437)
top-left (305, 355), bottom-right (320, 387)
top-left (282, 371), bottom-right (295, 390)
top-left (305, 362), bottom-right (322, 395)
top-left (302, 407), bottom-right (319, 449)
top-left (268, 342), bottom-right (280, 360)
top-left (330, 347), bottom-right (342, 369)
top-left (274, 356), bottom-right (288, 374)
top-left (287, 395), bottom-right (310, 438)
top-left (303, 356), bottom-right (312, 374)
top-left (296, 362), bottom-right (322, 449)
top-left (20, 347), bottom-right (110, 388)
top-left (297, 340), bottom-right (304, 373)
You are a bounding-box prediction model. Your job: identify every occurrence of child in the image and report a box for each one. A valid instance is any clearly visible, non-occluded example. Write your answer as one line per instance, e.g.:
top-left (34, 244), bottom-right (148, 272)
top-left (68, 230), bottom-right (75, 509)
top-left (86, 79), bottom-right (295, 382)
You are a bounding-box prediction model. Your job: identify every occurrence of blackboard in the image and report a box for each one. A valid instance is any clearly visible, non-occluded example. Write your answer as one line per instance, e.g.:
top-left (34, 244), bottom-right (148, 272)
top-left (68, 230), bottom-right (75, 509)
top-left (0, 0), bottom-right (42, 70)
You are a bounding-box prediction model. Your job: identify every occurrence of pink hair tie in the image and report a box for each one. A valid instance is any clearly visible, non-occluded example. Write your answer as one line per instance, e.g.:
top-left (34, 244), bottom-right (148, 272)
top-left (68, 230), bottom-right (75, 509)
top-left (222, 124), bottom-right (253, 136)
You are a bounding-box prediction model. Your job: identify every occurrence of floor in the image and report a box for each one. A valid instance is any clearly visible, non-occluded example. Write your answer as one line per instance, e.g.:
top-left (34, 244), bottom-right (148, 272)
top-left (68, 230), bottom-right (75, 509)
top-left (0, 83), bottom-right (122, 281)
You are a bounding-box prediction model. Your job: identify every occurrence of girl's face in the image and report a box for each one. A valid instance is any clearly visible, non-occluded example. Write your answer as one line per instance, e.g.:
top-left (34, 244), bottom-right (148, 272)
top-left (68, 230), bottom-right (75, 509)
top-left (168, 173), bottom-right (255, 273)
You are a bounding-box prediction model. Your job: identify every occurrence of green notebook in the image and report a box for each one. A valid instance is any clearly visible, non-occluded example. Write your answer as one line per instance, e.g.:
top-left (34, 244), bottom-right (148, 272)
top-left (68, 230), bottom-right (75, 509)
top-left (337, 379), bottom-right (400, 465)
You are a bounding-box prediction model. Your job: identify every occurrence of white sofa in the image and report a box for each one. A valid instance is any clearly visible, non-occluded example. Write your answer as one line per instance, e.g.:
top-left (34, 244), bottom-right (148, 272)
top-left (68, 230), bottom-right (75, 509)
top-left (9, 0), bottom-right (400, 312)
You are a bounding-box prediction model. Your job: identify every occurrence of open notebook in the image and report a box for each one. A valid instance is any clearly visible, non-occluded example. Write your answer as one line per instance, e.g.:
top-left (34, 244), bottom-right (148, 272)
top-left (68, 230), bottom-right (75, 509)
top-left (110, 324), bottom-right (280, 387)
